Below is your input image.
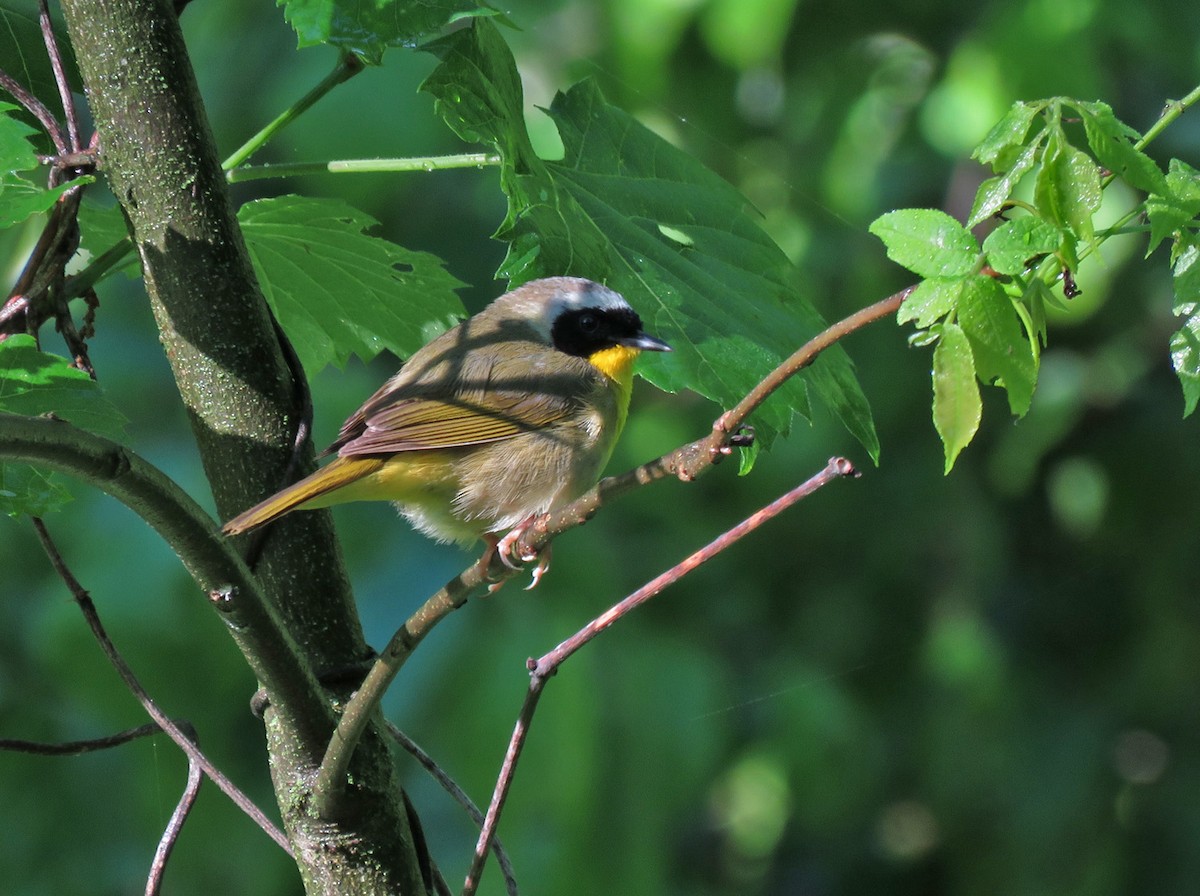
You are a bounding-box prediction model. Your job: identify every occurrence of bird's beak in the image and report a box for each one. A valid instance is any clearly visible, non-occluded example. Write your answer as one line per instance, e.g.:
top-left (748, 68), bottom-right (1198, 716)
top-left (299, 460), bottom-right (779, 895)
top-left (622, 332), bottom-right (672, 352)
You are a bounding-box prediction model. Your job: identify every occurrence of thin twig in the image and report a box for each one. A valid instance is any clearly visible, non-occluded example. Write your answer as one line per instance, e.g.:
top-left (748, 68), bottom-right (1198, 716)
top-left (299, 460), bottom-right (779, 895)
top-left (313, 574), bottom-right (475, 815)
top-left (461, 457), bottom-right (858, 896)
top-left (385, 722), bottom-right (519, 896)
top-left (38, 0), bottom-right (80, 151)
top-left (0, 722), bottom-right (163, 754)
top-left (1136, 83), bottom-right (1200, 153)
top-left (714, 288), bottom-right (913, 437)
top-left (461, 684), bottom-right (545, 896)
top-left (0, 66), bottom-right (67, 153)
top-left (222, 53), bottom-right (363, 171)
top-left (313, 288), bottom-right (911, 818)
top-left (226, 153), bottom-right (502, 183)
top-left (30, 517), bottom-right (293, 854)
top-left (146, 729), bottom-right (203, 896)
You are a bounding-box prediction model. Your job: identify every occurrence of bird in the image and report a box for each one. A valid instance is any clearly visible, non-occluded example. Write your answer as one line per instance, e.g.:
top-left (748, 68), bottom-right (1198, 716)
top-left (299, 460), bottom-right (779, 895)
top-left (222, 276), bottom-right (671, 584)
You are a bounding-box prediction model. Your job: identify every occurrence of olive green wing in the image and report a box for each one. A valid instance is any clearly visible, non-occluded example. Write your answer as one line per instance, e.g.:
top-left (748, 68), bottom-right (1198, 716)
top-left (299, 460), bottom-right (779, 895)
top-left (336, 390), bottom-right (578, 456)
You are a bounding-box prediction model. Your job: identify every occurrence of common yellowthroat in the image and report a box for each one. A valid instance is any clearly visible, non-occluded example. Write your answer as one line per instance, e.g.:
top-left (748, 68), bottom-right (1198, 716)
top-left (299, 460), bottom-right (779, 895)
top-left (223, 277), bottom-right (670, 575)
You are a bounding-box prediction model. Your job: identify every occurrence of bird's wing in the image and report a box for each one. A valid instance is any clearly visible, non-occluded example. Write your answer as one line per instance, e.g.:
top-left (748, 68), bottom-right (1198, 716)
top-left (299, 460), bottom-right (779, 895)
top-left (336, 390), bottom-right (578, 456)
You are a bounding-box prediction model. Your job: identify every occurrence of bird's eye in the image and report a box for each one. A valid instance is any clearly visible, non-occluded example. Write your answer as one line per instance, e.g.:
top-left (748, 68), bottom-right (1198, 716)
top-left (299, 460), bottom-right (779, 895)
top-left (577, 312), bottom-right (599, 333)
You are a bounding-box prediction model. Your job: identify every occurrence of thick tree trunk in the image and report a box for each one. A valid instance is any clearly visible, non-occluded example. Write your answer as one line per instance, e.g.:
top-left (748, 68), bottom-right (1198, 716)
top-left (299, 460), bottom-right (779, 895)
top-left (56, 1), bottom-right (427, 891)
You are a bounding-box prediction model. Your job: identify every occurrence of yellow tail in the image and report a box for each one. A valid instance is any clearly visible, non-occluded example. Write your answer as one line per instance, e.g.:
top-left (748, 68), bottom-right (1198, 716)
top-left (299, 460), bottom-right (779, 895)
top-left (222, 456), bottom-right (384, 535)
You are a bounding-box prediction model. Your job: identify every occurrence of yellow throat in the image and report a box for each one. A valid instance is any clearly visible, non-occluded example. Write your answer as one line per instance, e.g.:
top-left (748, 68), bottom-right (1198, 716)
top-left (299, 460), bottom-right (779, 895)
top-left (588, 343), bottom-right (641, 432)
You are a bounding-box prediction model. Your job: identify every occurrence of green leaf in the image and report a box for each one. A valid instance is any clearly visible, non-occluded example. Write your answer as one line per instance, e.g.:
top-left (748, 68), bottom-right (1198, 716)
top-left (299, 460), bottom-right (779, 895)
top-left (736, 438), bottom-right (760, 476)
top-left (967, 139), bottom-right (1044, 227)
top-left (0, 335), bottom-right (127, 517)
top-left (957, 277), bottom-right (1036, 417)
top-left (0, 463), bottom-right (73, 517)
top-left (239, 195), bottom-right (466, 373)
top-left (1146, 159), bottom-right (1200, 255)
top-left (1170, 314), bottom-right (1200, 416)
top-left (896, 278), bottom-right (963, 329)
top-left (1170, 239), bottom-right (1200, 415)
top-left (279, 0), bottom-right (497, 64)
top-left (869, 209), bottom-right (980, 279)
top-left (0, 103), bottom-right (77, 229)
top-left (423, 20), bottom-right (878, 458)
top-left (77, 198), bottom-right (139, 279)
top-left (1074, 100), bottom-right (1167, 195)
top-left (0, 335), bottom-right (126, 437)
top-left (0, 2), bottom-right (81, 147)
top-left (932, 322), bottom-right (980, 474)
top-left (982, 217), bottom-right (1061, 276)
top-left (1035, 131), bottom-right (1101, 243)
top-left (973, 100), bottom-right (1044, 168)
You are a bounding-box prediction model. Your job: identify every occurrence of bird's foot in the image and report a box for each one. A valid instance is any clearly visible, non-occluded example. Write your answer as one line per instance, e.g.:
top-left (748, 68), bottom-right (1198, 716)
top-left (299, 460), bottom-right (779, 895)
top-left (483, 518), bottom-right (550, 592)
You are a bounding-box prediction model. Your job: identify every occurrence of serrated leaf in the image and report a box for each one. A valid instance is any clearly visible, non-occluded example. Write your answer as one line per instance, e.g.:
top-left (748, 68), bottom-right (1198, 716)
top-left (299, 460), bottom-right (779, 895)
top-left (1171, 238), bottom-right (1200, 313)
top-left (896, 278), bottom-right (963, 329)
top-left (982, 217), bottom-right (1061, 276)
top-left (0, 100), bottom-right (38, 169)
top-left (1170, 314), bottom-right (1200, 416)
top-left (869, 209), bottom-right (979, 279)
top-left (0, 103), bottom-right (79, 228)
top-left (968, 138), bottom-right (1043, 227)
top-left (0, 462), bottom-right (72, 517)
top-left (1075, 100), bottom-right (1167, 195)
top-left (1170, 239), bottom-right (1200, 415)
top-left (0, 334), bottom-right (126, 436)
top-left (1021, 278), bottom-right (1057, 347)
top-left (973, 101), bottom-right (1044, 167)
top-left (932, 322), bottom-right (980, 474)
top-left (1146, 159), bottom-right (1200, 255)
top-left (957, 277), bottom-right (1036, 416)
top-left (279, 0), bottom-right (496, 63)
top-left (0, 2), bottom-right (81, 143)
top-left (423, 20), bottom-right (878, 458)
top-left (239, 195), bottom-right (466, 373)
top-left (0, 334), bottom-right (126, 517)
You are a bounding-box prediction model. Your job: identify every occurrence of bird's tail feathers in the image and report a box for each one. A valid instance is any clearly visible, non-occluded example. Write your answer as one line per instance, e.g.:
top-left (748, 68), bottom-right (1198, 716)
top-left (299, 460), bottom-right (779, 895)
top-left (222, 456), bottom-right (382, 535)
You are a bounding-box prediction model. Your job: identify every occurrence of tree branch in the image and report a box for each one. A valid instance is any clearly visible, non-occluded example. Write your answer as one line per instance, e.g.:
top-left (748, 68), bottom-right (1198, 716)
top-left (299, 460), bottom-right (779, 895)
top-left (32, 515), bottom-right (292, 855)
top-left (463, 457), bottom-right (859, 895)
top-left (0, 413), bottom-right (330, 753)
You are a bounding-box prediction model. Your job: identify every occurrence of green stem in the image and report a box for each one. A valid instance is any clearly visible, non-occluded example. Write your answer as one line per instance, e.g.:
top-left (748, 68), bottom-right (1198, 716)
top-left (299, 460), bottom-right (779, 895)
top-left (226, 152), bottom-right (501, 183)
top-left (1136, 83), bottom-right (1200, 152)
top-left (65, 237), bottom-right (134, 296)
top-left (221, 54), bottom-right (364, 171)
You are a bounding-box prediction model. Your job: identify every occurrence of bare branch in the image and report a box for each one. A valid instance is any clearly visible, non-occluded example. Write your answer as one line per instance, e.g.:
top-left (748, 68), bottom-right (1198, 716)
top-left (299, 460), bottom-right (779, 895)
top-left (31, 517), bottom-right (294, 854)
top-left (38, 0), bottom-right (80, 151)
top-left (146, 739), bottom-right (203, 896)
top-left (461, 457), bottom-right (859, 895)
top-left (0, 722), bottom-right (163, 755)
top-left (314, 574), bottom-right (474, 814)
top-left (0, 412), bottom-right (334, 756)
top-left (0, 66), bottom-right (67, 153)
top-left (386, 722), bottom-right (519, 896)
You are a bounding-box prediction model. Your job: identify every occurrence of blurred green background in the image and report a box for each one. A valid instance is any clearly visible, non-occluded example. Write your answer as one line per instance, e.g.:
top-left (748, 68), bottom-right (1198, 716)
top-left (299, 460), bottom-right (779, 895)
top-left (3, 0), bottom-right (1200, 893)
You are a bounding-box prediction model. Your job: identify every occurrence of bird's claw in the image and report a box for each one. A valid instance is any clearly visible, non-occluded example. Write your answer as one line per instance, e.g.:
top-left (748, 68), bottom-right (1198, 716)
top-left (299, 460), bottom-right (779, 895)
top-left (489, 521), bottom-right (551, 589)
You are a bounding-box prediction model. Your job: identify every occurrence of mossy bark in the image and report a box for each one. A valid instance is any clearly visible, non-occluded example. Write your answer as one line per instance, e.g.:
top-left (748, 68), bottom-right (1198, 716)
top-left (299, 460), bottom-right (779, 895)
top-left (56, 1), bottom-right (427, 891)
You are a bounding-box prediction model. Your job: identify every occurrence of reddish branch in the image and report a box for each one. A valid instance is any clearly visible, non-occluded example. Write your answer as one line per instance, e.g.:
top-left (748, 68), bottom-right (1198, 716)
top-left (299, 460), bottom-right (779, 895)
top-left (0, 2), bottom-right (98, 371)
top-left (461, 456), bottom-right (860, 895)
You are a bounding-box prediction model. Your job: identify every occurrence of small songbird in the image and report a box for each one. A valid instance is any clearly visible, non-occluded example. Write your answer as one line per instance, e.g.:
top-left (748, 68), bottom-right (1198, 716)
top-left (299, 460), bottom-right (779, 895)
top-left (223, 276), bottom-right (670, 582)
